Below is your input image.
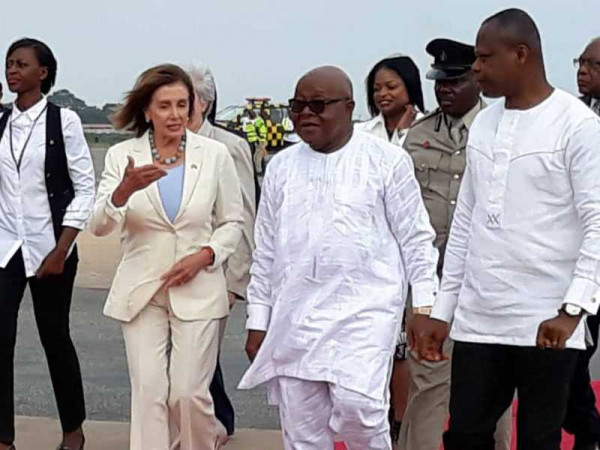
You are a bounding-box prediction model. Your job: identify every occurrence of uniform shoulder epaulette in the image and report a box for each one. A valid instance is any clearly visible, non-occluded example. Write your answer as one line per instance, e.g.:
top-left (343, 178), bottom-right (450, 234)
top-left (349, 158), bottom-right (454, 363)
top-left (410, 108), bottom-right (442, 128)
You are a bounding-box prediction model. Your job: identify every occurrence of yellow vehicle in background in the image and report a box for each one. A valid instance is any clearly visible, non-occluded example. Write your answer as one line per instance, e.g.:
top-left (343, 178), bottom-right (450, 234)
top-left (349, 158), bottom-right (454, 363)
top-left (215, 97), bottom-right (297, 152)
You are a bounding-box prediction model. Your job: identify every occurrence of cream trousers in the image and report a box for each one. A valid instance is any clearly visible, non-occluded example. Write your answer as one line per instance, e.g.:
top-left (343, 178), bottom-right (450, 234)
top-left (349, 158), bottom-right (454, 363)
top-left (122, 291), bottom-right (220, 450)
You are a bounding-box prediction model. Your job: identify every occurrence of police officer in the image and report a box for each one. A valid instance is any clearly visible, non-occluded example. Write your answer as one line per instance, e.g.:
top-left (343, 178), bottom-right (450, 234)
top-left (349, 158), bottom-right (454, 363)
top-left (398, 38), bottom-right (512, 450)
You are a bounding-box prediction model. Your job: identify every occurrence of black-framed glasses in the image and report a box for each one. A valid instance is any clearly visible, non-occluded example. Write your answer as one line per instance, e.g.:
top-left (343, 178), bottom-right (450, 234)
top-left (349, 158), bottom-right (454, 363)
top-left (288, 97), bottom-right (350, 114)
top-left (573, 57), bottom-right (600, 71)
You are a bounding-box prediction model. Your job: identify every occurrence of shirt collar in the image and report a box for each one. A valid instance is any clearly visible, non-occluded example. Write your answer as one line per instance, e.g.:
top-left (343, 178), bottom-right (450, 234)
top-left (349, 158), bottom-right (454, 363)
top-left (372, 113), bottom-right (386, 128)
top-left (198, 119), bottom-right (214, 138)
top-left (362, 113), bottom-right (386, 131)
top-left (460, 98), bottom-right (485, 130)
top-left (11, 96), bottom-right (48, 123)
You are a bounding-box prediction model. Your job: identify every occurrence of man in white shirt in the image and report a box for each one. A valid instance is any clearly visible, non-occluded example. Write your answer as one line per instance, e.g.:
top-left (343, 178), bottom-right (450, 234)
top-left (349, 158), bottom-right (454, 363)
top-left (238, 66), bottom-right (438, 450)
top-left (414, 9), bottom-right (600, 450)
top-left (401, 38), bottom-right (511, 450)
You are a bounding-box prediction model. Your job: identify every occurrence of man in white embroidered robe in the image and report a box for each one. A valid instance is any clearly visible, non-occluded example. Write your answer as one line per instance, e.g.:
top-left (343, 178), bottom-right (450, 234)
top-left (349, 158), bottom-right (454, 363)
top-left (238, 66), bottom-right (438, 450)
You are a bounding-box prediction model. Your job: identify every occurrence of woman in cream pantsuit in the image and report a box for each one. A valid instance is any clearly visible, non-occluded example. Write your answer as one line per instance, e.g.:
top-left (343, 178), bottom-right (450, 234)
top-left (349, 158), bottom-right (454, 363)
top-left (88, 64), bottom-right (243, 450)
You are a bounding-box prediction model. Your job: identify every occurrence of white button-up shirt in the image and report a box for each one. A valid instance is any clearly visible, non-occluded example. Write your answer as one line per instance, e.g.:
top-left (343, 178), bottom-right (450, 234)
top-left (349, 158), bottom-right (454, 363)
top-left (239, 131), bottom-right (438, 399)
top-left (0, 98), bottom-right (95, 276)
top-left (431, 89), bottom-right (600, 349)
top-left (355, 112), bottom-right (424, 147)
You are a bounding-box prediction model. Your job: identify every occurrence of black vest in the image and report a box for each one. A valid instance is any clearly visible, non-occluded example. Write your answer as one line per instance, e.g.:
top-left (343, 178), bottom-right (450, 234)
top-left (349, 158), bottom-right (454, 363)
top-left (0, 102), bottom-right (75, 241)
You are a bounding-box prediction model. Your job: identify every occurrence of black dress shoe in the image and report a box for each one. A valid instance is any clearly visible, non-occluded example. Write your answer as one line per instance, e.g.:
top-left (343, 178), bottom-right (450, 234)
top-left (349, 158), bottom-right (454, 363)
top-left (390, 420), bottom-right (402, 444)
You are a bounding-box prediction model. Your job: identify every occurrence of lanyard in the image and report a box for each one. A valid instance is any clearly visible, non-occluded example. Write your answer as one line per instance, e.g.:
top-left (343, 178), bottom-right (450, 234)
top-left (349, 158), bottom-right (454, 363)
top-left (9, 105), bottom-right (48, 172)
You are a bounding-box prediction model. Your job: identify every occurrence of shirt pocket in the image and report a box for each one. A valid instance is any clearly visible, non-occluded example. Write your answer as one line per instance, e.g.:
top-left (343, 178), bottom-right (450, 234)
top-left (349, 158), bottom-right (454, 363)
top-left (509, 147), bottom-right (568, 195)
top-left (333, 185), bottom-right (377, 208)
top-left (412, 150), bottom-right (442, 189)
top-left (510, 147), bottom-right (564, 165)
top-left (331, 185), bottom-right (378, 248)
top-left (509, 147), bottom-right (567, 182)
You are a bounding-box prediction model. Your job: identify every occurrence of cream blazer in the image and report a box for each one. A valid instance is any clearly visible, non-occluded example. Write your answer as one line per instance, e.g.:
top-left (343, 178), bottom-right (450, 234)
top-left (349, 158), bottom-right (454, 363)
top-left (88, 130), bottom-right (243, 322)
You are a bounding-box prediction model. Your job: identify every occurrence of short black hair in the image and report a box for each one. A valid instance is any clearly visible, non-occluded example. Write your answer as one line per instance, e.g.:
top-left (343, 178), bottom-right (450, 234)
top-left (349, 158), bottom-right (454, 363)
top-left (366, 56), bottom-right (425, 116)
top-left (482, 8), bottom-right (542, 53)
top-left (7, 38), bottom-right (57, 95)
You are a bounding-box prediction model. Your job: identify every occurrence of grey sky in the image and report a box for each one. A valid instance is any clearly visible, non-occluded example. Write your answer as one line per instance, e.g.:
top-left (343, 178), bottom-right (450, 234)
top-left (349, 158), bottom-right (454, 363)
top-left (1, 0), bottom-right (598, 118)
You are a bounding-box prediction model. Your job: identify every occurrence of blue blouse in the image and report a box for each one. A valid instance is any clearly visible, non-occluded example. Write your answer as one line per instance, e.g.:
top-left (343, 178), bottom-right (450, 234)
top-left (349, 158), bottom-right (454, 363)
top-left (157, 164), bottom-right (184, 222)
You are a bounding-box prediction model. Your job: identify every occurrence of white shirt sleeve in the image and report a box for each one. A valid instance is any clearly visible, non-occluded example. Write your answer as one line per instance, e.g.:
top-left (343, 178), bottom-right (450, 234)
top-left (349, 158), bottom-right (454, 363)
top-left (561, 117), bottom-right (600, 314)
top-left (431, 150), bottom-right (476, 323)
top-left (87, 144), bottom-right (127, 237)
top-left (245, 162), bottom-right (278, 331)
top-left (61, 110), bottom-right (96, 230)
top-left (384, 152), bottom-right (439, 307)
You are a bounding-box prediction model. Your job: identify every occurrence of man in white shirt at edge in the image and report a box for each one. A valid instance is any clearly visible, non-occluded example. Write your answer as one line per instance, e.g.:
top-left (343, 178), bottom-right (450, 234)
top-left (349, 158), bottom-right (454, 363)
top-left (412, 9), bottom-right (600, 450)
top-left (238, 66), bottom-right (439, 450)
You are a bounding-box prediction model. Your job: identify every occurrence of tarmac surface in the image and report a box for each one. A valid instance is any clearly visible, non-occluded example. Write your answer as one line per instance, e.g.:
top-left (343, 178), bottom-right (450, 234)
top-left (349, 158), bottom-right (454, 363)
top-left (10, 146), bottom-right (600, 449)
top-left (14, 416), bottom-right (284, 450)
top-left (14, 286), bottom-right (280, 429)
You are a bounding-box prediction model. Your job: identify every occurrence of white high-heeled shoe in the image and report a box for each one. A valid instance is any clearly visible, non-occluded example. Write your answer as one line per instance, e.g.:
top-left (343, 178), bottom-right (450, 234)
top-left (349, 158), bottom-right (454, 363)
top-left (215, 421), bottom-right (229, 449)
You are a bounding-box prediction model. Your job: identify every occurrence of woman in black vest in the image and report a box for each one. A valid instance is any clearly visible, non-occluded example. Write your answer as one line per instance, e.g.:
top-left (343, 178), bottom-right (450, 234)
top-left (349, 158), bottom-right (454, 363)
top-left (0, 39), bottom-right (95, 450)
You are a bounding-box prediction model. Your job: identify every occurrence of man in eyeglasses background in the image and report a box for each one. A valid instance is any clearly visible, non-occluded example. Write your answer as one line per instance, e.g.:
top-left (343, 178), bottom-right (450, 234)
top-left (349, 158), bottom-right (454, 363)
top-left (563, 36), bottom-right (600, 450)
top-left (576, 38), bottom-right (600, 116)
top-left (238, 65), bottom-right (438, 450)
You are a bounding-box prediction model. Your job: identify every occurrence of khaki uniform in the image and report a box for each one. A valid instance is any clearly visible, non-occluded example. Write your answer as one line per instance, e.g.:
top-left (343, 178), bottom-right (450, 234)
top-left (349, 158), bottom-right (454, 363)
top-left (405, 101), bottom-right (480, 271)
top-left (399, 100), bottom-right (513, 450)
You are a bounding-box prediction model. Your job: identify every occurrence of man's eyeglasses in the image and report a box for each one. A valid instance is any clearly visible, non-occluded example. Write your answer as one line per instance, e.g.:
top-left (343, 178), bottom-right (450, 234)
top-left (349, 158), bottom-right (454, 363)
top-left (573, 57), bottom-right (600, 72)
top-left (288, 98), bottom-right (350, 114)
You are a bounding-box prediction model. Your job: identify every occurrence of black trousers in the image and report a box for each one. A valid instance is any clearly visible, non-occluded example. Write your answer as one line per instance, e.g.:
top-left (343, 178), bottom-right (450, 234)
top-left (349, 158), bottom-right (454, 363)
top-left (444, 341), bottom-right (578, 450)
top-left (210, 358), bottom-right (235, 435)
top-left (563, 313), bottom-right (600, 444)
top-left (0, 250), bottom-right (86, 444)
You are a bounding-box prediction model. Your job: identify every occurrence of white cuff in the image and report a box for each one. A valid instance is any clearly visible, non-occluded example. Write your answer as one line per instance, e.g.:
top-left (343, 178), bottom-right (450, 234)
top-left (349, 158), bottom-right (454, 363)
top-left (411, 280), bottom-right (437, 308)
top-left (61, 219), bottom-right (86, 231)
top-left (106, 197), bottom-right (126, 222)
top-left (563, 277), bottom-right (600, 315)
top-left (430, 291), bottom-right (458, 323)
top-left (246, 303), bottom-right (271, 331)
